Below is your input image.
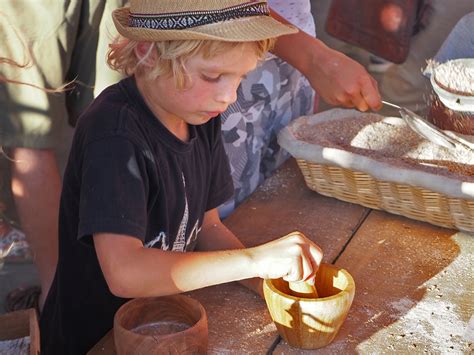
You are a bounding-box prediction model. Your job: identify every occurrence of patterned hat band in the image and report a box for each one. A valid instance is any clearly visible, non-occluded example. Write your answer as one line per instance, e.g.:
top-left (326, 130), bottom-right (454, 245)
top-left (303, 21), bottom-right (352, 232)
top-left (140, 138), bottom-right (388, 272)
top-left (128, 1), bottom-right (270, 31)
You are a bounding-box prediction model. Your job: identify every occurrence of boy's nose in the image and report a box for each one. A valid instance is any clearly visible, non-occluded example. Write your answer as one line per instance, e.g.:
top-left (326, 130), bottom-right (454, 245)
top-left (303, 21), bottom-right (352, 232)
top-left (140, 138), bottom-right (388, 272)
top-left (215, 83), bottom-right (238, 105)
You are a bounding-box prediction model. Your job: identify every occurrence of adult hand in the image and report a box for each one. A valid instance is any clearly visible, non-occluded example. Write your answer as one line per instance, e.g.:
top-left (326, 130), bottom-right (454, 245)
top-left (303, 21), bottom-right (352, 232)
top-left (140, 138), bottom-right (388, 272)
top-left (307, 47), bottom-right (382, 112)
top-left (249, 231), bottom-right (323, 282)
top-left (269, 10), bottom-right (382, 113)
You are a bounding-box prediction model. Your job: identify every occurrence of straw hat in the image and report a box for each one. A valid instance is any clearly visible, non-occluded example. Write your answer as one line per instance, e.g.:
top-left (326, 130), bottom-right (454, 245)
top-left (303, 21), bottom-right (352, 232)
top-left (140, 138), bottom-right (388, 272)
top-left (112, 0), bottom-right (297, 42)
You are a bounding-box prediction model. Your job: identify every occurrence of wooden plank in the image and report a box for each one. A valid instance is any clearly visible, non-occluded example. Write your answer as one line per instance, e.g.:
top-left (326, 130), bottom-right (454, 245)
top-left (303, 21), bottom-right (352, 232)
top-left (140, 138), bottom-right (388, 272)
top-left (188, 283), bottom-right (277, 353)
top-left (274, 210), bottom-right (473, 354)
top-left (207, 158), bottom-right (369, 352)
top-left (224, 158), bottom-right (369, 259)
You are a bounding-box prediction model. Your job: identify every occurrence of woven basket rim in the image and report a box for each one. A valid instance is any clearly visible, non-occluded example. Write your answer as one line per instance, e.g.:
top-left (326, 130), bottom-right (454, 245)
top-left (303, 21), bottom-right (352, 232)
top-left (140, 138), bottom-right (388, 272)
top-left (296, 159), bottom-right (474, 232)
top-left (277, 108), bottom-right (474, 201)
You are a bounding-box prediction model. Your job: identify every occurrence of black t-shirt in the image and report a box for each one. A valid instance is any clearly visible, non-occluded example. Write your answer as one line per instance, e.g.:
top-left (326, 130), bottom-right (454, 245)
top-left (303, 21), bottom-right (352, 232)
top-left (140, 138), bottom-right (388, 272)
top-left (40, 76), bottom-right (234, 354)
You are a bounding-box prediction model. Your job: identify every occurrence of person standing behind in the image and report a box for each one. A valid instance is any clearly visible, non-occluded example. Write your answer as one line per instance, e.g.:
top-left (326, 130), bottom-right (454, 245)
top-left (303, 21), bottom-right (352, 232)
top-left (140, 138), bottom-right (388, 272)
top-left (0, 0), bottom-right (126, 311)
top-left (219, 0), bottom-right (382, 216)
top-left (431, 12), bottom-right (474, 62)
top-left (1, 0), bottom-right (380, 315)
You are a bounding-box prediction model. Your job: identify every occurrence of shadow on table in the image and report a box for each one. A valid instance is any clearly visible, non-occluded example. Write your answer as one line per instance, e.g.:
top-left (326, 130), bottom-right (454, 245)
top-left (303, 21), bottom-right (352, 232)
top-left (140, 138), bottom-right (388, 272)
top-left (275, 212), bottom-right (463, 353)
top-left (223, 159), bottom-right (467, 352)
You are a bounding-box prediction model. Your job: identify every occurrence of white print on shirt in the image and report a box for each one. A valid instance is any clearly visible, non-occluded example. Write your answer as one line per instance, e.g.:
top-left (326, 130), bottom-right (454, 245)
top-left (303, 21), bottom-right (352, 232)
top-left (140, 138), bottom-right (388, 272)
top-left (172, 173), bottom-right (188, 252)
top-left (145, 173), bottom-right (200, 252)
top-left (185, 219), bottom-right (201, 251)
top-left (145, 231), bottom-right (170, 250)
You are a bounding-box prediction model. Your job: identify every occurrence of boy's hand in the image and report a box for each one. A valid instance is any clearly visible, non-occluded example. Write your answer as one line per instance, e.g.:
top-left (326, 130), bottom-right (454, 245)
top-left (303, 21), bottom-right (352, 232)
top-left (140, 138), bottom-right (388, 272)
top-left (249, 231), bottom-right (323, 282)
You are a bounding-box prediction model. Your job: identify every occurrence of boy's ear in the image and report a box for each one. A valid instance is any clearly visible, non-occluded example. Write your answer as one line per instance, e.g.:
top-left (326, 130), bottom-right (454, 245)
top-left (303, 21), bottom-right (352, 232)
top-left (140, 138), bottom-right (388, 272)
top-left (134, 42), bottom-right (157, 67)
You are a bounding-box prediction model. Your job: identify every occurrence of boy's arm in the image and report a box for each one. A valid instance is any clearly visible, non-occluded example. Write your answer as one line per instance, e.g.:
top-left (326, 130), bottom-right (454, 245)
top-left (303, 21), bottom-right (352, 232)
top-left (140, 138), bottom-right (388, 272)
top-left (93, 231), bottom-right (255, 298)
top-left (93, 209), bottom-right (322, 299)
top-left (269, 9), bottom-right (382, 112)
top-left (195, 208), bottom-right (264, 297)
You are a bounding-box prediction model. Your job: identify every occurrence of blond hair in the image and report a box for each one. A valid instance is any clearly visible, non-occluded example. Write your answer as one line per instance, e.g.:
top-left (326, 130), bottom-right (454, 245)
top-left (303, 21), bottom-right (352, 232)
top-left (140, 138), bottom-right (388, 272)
top-left (107, 37), bottom-right (275, 88)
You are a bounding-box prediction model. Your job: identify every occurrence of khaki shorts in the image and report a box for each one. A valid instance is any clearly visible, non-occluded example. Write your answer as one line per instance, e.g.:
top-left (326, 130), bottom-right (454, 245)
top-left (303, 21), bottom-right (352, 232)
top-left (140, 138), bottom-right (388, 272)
top-left (0, 0), bottom-right (126, 149)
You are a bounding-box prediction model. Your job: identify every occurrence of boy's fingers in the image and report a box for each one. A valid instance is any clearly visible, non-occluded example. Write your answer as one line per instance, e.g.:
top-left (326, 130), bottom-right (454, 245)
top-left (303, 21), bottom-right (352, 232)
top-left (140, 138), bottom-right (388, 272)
top-left (282, 257), bottom-right (302, 282)
top-left (300, 252), bottom-right (314, 282)
top-left (283, 270), bottom-right (300, 282)
top-left (305, 275), bottom-right (316, 285)
top-left (295, 245), bottom-right (320, 283)
top-left (309, 244), bottom-right (323, 270)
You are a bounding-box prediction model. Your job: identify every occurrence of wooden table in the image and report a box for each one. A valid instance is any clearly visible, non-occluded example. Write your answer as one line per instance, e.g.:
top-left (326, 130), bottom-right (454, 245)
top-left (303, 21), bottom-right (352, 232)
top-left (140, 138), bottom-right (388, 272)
top-left (89, 158), bottom-right (473, 354)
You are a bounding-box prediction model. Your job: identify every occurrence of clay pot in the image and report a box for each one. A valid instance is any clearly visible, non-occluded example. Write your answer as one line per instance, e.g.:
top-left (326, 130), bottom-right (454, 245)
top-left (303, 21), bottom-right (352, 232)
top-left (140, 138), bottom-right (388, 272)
top-left (428, 58), bottom-right (474, 135)
top-left (428, 96), bottom-right (474, 135)
top-left (263, 263), bottom-right (355, 349)
top-left (114, 295), bottom-right (208, 354)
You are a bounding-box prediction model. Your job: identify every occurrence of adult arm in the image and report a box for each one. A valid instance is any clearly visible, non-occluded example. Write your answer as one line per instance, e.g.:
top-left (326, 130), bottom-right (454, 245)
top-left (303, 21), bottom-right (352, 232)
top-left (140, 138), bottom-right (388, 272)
top-left (270, 9), bottom-right (382, 112)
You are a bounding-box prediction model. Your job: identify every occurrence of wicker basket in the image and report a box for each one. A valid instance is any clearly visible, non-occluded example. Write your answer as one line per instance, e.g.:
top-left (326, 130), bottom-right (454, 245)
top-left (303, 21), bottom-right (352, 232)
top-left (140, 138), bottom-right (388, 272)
top-left (296, 159), bottom-right (474, 231)
top-left (278, 109), bottom-right (474, 232)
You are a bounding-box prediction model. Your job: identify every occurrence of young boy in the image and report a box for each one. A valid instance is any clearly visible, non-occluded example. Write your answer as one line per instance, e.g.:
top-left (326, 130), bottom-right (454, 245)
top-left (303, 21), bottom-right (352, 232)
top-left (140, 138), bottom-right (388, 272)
top-left (39, 1), bottom-right (323, 353)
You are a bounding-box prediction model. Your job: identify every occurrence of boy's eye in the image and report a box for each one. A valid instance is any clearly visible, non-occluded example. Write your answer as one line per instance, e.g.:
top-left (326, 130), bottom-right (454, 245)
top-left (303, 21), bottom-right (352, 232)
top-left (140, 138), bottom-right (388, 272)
top-left (201, 74), bottom-right (221, 83)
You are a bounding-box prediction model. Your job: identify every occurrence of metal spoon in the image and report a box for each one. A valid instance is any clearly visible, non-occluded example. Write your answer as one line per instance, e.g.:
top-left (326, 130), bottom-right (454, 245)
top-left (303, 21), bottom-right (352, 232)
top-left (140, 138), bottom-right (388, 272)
top-left (382, 100), bottom-right (474, 151)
